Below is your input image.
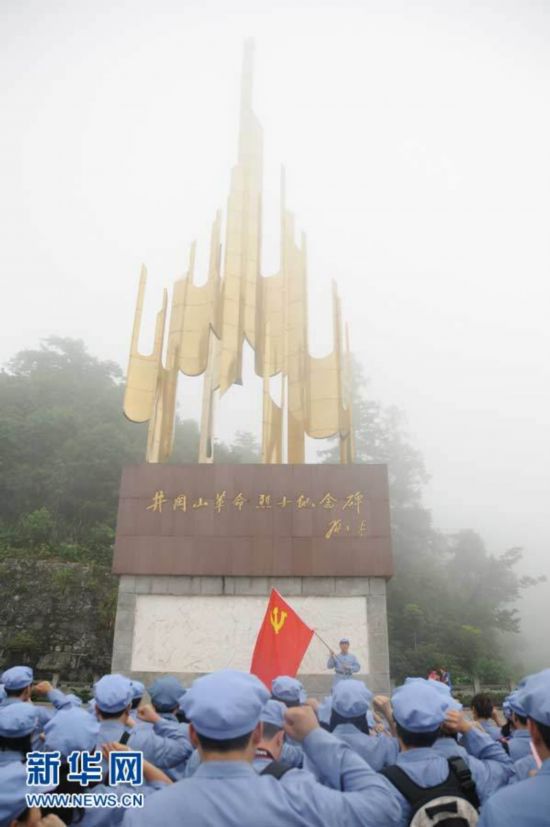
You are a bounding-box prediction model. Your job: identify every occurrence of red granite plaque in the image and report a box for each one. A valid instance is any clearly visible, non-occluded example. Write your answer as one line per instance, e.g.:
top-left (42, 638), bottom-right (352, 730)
top-left (112, 464), bottom-right (393, 578)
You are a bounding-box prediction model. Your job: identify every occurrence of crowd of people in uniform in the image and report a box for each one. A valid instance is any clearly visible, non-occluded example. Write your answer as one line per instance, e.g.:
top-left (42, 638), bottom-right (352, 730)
top-left (0, 653), bottom-right (549, 826)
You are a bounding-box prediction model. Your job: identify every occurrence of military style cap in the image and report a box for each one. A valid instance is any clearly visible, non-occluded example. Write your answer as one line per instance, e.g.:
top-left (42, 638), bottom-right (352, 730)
top-left (507, 690), bottom-right (527, 718)
top-left (260, 699), bottom-right (286, 729)
top-left (271, 676), bottom-right (307, 705)
top-left (516, 669), bottom-right (550, 726)
top-left (94, 674), bottom-right (133, 714)
top-left (130, 680), bottom-right (145, 700)
top-left (332, 679), bottom-right (373, 718)
top-left (392, 682), bottom-right (448, 732)
top-left (407, 677), bottom-right (463, 712)
top-left (0, 763), bottom-right (55, 825)
top-left (149, 676), bottom-right (186, 712)
top-left (0, 702), bottom-right (39, 738)
top-left (339, 637), bottom-right (350, 644)
top-left (43, 707), bottom-right (100, 757)
top-left (182, 669), bottom-right (269, 739)
top-left (1, 666), bottom-right (33, 691)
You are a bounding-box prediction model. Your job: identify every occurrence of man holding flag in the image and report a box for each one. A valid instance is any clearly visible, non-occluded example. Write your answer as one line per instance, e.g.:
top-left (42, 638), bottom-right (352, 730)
top-left (250, 589), bottom-right (362, 692)
top-left (327, 638), bottom-right (361, 687)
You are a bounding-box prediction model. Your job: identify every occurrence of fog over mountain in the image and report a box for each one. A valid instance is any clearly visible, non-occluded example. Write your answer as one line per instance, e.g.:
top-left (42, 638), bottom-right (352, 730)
top-left (1, 0), bottom-right (549, 668)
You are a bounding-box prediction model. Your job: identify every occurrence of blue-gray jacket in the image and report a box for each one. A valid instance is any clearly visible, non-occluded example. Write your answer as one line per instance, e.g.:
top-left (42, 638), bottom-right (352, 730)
top-left (122, 728), bottom-right (401, 827)
top-left (478, 757), bottom-right (550, 826)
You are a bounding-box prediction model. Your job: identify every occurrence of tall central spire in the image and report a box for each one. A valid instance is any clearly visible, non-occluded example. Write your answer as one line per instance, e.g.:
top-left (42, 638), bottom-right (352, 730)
top-left (123, 42), bottom-right (354, 465)
top-left (218, 38), bottom-right (263, 394)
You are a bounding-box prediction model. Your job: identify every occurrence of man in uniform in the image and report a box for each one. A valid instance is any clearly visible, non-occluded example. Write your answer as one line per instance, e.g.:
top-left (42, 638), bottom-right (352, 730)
top-left (506, 690), bottom-right (532, 760)
top-left (122, 668), bottom-right (401, 827)
top-left (140, 675), bottom-right (190, 779)
top-left (478, 668), bottom-right (550, 826)
top-left (328, 679), bottom-right (398, 771)
top-left (271, 676), bottom-right (306, 707)
top-left (130, 680), bottom-right (145, 712)
top-left (0, 761), bottom-right (58, 826)
top-left (252, 700), bottom-right (291, 774)
top-left (0, 703), bottom-right (40, 766)
top-left (382, 681), bottom-right (514, 826)
top-left (94, 673), bottom-right (192, 772)
top-left (326, 639), bottom-right (360, 687)
top-left (0, 666), bottom-right (70, 732)
top-left (183, 699), bottom-right (303, 778)
top-left (148, 676), bottom-right (186, 721)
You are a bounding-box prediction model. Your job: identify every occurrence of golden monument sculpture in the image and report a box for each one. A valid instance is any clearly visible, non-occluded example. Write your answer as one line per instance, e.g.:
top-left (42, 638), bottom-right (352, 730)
top-left (123, 40), bottom-right (355, 466)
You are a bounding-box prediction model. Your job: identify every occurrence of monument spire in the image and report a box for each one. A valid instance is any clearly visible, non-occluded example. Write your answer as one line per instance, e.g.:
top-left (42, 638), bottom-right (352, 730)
top-left (238, 38), bottom-right (255, 149)
top-left (123, 43), bottom-right (354, 464)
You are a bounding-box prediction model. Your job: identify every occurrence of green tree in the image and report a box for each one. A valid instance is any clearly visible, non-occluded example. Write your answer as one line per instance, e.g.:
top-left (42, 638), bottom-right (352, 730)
top-left (0, 337), bottom-right (261, 677)
top-left (322, 358), bottom-right (542, 683)
top-left (0, 337), bottom-right (146, 537)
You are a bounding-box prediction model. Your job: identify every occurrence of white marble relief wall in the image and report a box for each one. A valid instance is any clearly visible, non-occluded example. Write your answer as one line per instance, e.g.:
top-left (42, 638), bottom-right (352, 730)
top-left (131, 595), bottom-right (369, 675)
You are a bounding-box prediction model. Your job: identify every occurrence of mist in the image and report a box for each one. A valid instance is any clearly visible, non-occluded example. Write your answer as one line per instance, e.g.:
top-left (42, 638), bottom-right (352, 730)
top-left (1, 0), bottom-right (549, 668)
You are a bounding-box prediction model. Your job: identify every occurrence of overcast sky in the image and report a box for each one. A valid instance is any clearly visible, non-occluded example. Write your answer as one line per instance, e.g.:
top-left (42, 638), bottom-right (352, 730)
top-left (1, 0), bottom-right (549, 667)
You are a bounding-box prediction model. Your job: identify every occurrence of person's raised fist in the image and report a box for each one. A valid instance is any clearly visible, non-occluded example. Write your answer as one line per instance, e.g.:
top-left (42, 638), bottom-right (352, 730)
top-left (284, 705), bottom-right (320, 742)
top-left (137, 703), bottom-right (160, 724)
top-left (33, 681), bottom-right (54, 695)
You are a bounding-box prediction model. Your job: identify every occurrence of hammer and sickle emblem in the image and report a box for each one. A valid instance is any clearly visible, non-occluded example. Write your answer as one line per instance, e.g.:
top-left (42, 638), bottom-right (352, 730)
top-left (270, 606), bottom-right (288, 635)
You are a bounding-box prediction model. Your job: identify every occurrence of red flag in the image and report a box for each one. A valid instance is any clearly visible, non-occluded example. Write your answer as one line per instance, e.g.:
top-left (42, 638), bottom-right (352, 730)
top-left (250, 589), bottom-right (314, 688)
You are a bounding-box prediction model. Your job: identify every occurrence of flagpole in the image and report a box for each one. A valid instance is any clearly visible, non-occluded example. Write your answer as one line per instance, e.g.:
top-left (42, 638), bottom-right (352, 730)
top-left (314, 630), bottom-right (334, 653)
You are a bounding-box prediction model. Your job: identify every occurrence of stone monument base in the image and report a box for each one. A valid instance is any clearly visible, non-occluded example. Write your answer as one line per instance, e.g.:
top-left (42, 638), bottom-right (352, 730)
top-left (111, 574), bottom-right (390, 696)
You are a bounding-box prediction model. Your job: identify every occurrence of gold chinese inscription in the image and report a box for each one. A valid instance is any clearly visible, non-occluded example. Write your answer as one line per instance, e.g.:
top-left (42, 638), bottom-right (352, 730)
top-left (146, 490), bottom-right (168, 512)
top-left (145, 490), bottom-right (367, 539)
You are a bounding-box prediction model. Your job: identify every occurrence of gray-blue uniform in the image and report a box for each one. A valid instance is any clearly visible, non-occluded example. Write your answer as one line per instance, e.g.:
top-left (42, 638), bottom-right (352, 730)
top-left (326, 639), bottom-right (360, 687)
top-left (478, 668), bottom-right (550, 826)
top-left (271, 676), bottom-right (307, 707)
top-left (478, 719), bottom-right (502, 741)
top-left (386, 681), bottom-right (514, 827)
top-left (131, 675), bottom-right (193, 781)
top-left (42, 705), bottom-right (166, 826)
top-left (0, 761), bottom-right (55, 825)
top-left (0, 703), bottom-right (40, 767)
top-left (136, 677), bottom-right (191, 780)
top-left (505, 690), bottom-right (532, 758)
top-left (326, 679), bottom-right (398, 771)
top-left (184, 699), bottom-right (303, 778)
top-left (122, 669), bottom-right (402, 827)
top-left (510, 751), bottom-right (537, 782)
top-left (507, 728), bottom-right (531, 760)
top-left (432, 735), bottom-right (470, 761)
top-left (0, 666), bottom-right (65, 734)
top-left (94, 674), bottom-right (192, 772)
top-left (259, 699), bottom-right (303, 769)
top-left (252, 700), bottom-right (301, 773)
top-left (270, 676), bottom-right (306, 759)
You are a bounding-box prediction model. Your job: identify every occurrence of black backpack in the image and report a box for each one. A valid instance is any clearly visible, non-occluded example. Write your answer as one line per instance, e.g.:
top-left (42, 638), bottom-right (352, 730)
top-left (381, 756), bottom-right (480, 827)
top-left (260, 760), bottom-right (292, 780)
